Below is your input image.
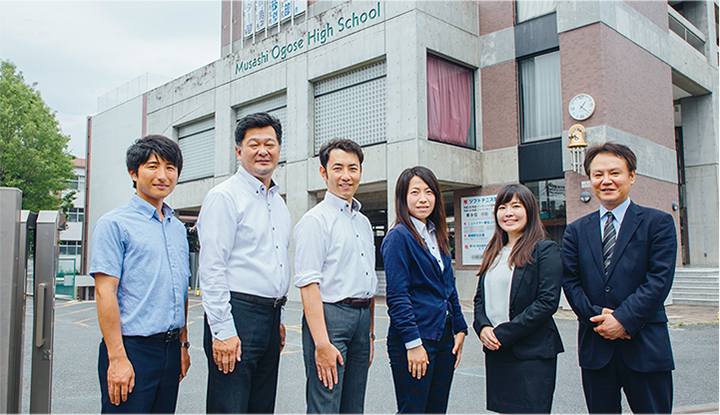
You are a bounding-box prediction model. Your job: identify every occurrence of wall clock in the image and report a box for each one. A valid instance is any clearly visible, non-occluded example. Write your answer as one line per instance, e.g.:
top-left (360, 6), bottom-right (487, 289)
top-left (569, 94), bottom-right (595, 121)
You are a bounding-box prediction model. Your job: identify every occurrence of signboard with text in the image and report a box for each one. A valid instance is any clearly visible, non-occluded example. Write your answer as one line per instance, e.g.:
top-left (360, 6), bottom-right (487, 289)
top-left (461, 195), bottom-right (496, 266)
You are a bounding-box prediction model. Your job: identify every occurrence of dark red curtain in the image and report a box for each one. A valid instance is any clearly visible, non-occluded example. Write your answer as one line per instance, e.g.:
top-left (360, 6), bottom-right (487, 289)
top-left (427, 56), bottom-right (472, 146)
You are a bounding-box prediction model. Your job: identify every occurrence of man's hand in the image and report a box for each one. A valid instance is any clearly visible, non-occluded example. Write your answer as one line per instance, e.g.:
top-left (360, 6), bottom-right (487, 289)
top-left (280, 324), bottom-right (286, 352)
top-left (407, 344), bottom-right (429, 379)
top-left (315, 342), bottom-right (344, 390)
top-left (480, 326), bottom-right (501, 350)
top-left (452, 332), bottom-right (466, 369)
top-left (368, 333), bottom-right (375, 368)
top-left (107, 356), bottom-right (135, 406)
top-left (179, 347), bottom-right (191, 382)
top-left (212, 335), bottom-right (242, 374)
top-left (590, 308), bottom-right (631, 340)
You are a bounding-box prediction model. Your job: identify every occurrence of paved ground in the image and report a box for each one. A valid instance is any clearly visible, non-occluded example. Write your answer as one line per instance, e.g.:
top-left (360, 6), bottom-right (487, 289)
top-left (18, 295), bottom-right (719, 413)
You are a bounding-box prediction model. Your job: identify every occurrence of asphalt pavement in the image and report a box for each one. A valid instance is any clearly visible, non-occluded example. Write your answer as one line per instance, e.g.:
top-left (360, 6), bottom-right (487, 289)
top-left (19, 295), bottom-right (719, 413)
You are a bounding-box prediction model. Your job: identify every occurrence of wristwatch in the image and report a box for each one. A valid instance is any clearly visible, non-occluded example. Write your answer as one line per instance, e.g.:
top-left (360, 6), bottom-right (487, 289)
top-left (180, 342), bottom-right (190, 348)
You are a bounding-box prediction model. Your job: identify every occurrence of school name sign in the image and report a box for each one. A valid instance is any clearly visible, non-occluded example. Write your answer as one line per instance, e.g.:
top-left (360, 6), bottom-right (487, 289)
top-left (235, 2), bottom-right (382, 74)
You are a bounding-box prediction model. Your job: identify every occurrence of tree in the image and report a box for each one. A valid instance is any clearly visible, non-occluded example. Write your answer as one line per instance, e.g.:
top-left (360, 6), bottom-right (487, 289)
top-left (0, 60), bottom-right (76, 214)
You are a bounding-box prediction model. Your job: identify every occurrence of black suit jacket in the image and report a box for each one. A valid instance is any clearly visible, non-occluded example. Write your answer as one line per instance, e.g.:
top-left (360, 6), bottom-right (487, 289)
top-left (473, 240), bottom-right (564, 360)
top-left (562, 201), bottom-right (676, 372)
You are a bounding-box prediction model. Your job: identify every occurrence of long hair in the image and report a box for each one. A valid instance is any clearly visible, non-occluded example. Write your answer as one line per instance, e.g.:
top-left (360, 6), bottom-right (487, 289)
top-left (393, 166), bottom-right (450, 256)
top-left (476, 184), bottom-right (546, 277)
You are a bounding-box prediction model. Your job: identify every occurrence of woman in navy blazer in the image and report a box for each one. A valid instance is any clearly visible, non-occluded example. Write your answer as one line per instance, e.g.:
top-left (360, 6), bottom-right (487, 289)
top-left (473, 184), bottom-right (564, 414)
top-left (381, 166), bottom-right (468, 414)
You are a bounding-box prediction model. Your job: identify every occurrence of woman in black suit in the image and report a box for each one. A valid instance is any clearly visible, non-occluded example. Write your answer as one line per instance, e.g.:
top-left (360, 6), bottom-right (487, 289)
top-left (473, 183), bottom-right (564, 414)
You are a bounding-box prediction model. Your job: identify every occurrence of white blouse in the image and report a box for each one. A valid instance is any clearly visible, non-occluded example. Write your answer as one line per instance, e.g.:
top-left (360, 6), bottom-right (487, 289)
top-left (484, 247), bottom-right (514, 327)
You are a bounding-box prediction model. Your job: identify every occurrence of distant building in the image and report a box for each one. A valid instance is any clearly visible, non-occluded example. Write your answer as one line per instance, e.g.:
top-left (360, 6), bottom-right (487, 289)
top-left (86, 1), bottom-right (719, 304)
top-left (59, 158), bottom-right (85, 272)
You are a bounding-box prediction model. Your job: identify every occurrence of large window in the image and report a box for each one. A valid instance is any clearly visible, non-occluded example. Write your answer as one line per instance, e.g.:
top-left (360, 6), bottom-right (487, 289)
top-left (519, 51), bottom-right (562, 143)
top-left (427, 55), bottom-right (475, 148)
top-left (524, 178), bottom-right (566, 246)
top-left (59, 240), bottom-right (82, 256)
top-left (314, 61), bottom-right (387, 153)
top-left (516, 0), bottom-right (556, 23)
top-left (178, 118), bottom-right (215, 183)
top-left (67, 207), bottom-right (84, 223)
top-left (237, 94), bottom-right (288, 163)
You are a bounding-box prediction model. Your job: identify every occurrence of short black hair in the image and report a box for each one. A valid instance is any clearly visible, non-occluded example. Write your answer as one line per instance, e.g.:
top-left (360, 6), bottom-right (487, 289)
top-left (126, 135), bottom-right (183, 189)
top-left (584, 142), bottom-right (637, 176)
top-left (318, 139), bottom-right (364, 171)
top-left (235, 112), bottom-right (282, 147)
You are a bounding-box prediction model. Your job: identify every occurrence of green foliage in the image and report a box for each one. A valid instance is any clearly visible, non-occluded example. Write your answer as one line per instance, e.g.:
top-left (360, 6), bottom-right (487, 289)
top-left (0, 60), bottom-right (76, 213)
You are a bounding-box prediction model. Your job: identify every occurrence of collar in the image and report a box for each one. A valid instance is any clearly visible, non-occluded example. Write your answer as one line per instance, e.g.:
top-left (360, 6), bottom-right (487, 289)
top-left (236, 165), bottom-right (279, 196)
top-left (324, 191), bottom-right (361, 214)
top-left (410, 216), bottom-right (435, 235)
top-left (600, 197), bottom-right (631, 225)
top-left (130, 194), bottom-right (174, 221)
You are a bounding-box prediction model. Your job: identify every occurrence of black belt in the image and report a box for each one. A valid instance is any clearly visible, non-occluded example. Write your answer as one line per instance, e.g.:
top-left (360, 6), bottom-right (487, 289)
top-left (337, 298), bottom-right (372, 308)
top-left (147, 328), bottom-right (181, 342)
top-left (232, 292), bottom-right (287, 308)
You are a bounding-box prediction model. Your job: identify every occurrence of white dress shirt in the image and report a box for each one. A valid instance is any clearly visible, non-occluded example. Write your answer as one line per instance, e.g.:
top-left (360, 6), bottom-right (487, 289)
top-left (484, 247), bottom-right (514, 327)
top-left (197, 167), bottom-right (291, 341)
top-left (293, 192), bottom-right (379, 303)
top-left (599, 197), bottom-right (631, 236)
top-left (410, 216), bottom-right (444, 271)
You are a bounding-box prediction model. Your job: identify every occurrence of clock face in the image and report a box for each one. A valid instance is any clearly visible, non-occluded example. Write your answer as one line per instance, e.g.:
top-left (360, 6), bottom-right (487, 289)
top-left (569, 94), bottom-right (595, 121)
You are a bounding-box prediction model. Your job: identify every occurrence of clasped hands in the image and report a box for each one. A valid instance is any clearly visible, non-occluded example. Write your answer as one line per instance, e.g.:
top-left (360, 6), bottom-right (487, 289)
top-left (590, 308), bottom-right (631, 340)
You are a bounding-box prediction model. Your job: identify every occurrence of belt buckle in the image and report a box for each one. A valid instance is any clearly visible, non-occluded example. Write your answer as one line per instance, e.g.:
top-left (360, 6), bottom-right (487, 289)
top-left (273, 297), bottom-right (284, 308)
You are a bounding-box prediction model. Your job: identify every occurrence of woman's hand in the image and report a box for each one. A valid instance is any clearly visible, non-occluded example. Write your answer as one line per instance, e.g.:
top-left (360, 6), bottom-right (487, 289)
top-left (407, 345), bottom-right (429, 379)
top-left (480, 326), bottom-right (501, 351)
top-left (452, 332), bottom-right (466, 369)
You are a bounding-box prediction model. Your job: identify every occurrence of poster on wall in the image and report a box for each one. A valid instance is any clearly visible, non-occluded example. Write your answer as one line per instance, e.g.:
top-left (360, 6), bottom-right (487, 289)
top-left (295, 0), bottom-right (307, 16)
top-left (256, 0), bottom-right (266, 33)
top-left (460, 194), bottom-right (497, 266)
top-left (281, 0), bottom-right (292, 21)
top-left (243, 1), bottom-right (254, 37)
top-left (268, 0), bottom-right (279, 26)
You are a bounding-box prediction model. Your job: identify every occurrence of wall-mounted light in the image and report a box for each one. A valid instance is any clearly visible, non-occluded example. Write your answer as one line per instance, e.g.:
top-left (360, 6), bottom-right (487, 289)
top-left (580, 191), bottom-right (592, 203)
top-left (672, 202), bottom-right (679, 211)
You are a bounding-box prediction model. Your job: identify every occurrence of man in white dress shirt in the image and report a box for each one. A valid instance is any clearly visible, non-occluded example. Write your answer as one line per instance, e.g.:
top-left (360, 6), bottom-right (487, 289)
top-left (294, 139), bottom-right (379, 413)
top-left (197, 112), bottom-right (291, 413)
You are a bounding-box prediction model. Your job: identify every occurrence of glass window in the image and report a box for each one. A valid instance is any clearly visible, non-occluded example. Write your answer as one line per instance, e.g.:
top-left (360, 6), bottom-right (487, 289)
top-left (427, 55), bottom-right (475, 148)
top-left (519, 51), bottom-right (562, 143)
top-left (67, 208), bottom-right (84, 223)
top-left (524, 178), bottom-right (566, 246)
top-left (516, 0), bottom-right (556, 23)
top-left (59, 241), bottom-right (82, 256)
top-left (178, 118), bottom-right (215, 183)
top-left (237, 94), bottom-right (288, 164)
top-left (314, 61), bottom-right (387, 153)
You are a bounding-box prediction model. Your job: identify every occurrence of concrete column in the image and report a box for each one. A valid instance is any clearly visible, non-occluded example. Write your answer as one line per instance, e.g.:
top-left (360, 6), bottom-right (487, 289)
top-left (215, 85), bottom-right (234, 177)
top-left (681, 87), bottom-right (720, 267)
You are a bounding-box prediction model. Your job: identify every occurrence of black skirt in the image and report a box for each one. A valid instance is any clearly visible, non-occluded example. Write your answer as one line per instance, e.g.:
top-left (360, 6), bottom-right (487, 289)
top-left (485, 347), bottom-right (557, 413)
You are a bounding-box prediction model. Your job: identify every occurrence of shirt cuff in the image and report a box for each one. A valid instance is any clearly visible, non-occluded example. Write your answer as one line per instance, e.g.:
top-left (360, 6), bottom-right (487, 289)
top-left (211, 319), bottom-right (238, 342)
top-left (405, 338), bottom-right (423, 349)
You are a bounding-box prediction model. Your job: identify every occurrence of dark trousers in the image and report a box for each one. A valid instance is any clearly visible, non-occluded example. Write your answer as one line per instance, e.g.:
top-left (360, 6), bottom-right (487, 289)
top-left (302, 302), bottom-right (372, 414)
top-left (98, 336), bottom-right (181, 414)
top-left (204, 292), bottom-right (282, 414)
top-left (582, 352), bottom-right (673, 414)
top-left (387, 319), bottom-right (456, 414)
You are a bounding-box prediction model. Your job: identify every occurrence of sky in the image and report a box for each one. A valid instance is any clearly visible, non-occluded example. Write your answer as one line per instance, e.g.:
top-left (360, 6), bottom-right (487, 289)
top-left (0, 1), bottom-right (221, 158)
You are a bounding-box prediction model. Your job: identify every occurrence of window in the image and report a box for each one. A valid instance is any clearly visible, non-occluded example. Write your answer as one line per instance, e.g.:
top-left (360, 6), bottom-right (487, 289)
top-left (69, 176), bottom-right (85, 190)
top-left (59, 241), bottom-right (82, 256)
top-left (524, 178), bottom-right (566, 246)
top-left (67, 208), bottom-right (84, 223)
top-left (314, 61), bottom-right (387, 153)
top-left (237, 94), bottom-right (288, 163)
top-left (519, 51), bottom-right (562, 143)
top-left (516, 0), bottom-right (556, 23)
top-left (178, 118), bottom-right (215, 183)
top-left (427, 55), bottom-right (475, 148)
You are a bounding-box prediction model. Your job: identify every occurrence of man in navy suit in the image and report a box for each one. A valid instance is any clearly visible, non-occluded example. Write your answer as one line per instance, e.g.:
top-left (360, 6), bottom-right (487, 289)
top-left (562, 142), bottom-right (676, 413)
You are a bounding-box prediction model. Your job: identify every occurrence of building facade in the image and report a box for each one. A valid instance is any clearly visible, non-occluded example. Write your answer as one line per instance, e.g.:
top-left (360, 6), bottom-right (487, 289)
top-left (86, 0), bottom-right (719, 302)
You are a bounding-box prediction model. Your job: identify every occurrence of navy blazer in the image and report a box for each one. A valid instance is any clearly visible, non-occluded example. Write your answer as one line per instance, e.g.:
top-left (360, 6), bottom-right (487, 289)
top-left (562, 201), bottom-right (676, 372)
top-left (473, 240), bottom-right (564, 360)
top-left (381, 223), bottom-right (468, 344)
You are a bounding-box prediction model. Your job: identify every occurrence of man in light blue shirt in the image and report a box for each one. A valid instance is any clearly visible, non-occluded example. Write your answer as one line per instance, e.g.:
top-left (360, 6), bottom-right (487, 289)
top-left (91, 135), bottom-right (191, 413)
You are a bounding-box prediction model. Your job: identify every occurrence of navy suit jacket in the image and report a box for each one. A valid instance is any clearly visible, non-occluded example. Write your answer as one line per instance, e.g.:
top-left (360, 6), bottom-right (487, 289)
top-left (381, 223), bottom-right (468, 344)
top-left (473, 240), bottom-right (564, 360)
top-left (562, 201), bottom-right (676, 372)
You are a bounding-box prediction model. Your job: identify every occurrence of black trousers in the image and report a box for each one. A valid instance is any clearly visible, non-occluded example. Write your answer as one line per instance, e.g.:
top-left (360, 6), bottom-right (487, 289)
top-left (204, 292), bottom-right (283, 413)
top-left (582, 351), bottom-right (673, 414)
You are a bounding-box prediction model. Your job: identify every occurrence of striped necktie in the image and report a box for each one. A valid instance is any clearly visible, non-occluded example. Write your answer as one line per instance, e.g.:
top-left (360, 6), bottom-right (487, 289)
top-left (602, 212), bottom-right (616, 274)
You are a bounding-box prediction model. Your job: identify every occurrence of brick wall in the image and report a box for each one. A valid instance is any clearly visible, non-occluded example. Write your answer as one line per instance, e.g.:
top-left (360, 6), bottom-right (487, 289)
top-left (477, 0), bottom-right (514, 37)
top-left (480, 60), bottom-right (519, 151)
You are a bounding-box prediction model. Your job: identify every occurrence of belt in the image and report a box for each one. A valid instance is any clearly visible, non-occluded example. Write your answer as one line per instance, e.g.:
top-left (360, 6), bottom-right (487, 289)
top-left (232, 292), bottom-right (287, 308)
top-left (147, 328), bottom-right (181, 342)
top-left (337, 298), bottom-right (372, 308)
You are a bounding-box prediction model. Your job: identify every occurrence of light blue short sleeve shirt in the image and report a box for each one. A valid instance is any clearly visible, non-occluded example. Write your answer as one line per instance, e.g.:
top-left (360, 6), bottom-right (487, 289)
top-left (90, 194), bottom-right (190, 337)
